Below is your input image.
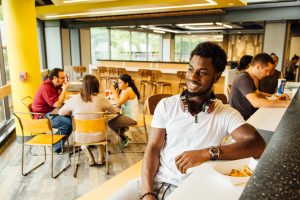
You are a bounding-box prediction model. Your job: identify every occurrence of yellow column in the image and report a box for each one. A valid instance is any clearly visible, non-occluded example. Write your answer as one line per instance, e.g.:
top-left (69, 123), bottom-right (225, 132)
top-left (2, 0), bottom-right (42, 138)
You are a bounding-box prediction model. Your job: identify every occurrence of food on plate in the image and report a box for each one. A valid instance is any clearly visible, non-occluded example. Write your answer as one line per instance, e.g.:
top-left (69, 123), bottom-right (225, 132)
top-left (228, 165), bottom-right (253, 177)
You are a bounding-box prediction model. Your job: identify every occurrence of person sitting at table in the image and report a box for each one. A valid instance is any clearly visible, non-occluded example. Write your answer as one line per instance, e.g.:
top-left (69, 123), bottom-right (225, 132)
top-left (285, 54), bottom-right (300, 81)
top-left (229, 53), bottom-right (290, 120)
top-left (108, 73), bottom-right (140, 147)
top-left (31, 68), bottom-right (72, 153)
top-left (108, 42), bottom-right (266, 200)
top-left (259, 53), bottom-right (282, 94)
top-left (58, 75), bottom-right (118, 165)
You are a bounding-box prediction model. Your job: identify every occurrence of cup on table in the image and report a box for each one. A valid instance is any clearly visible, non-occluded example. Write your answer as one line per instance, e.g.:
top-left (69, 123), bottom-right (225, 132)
top-left (105, 89), bottom-right (110, 98)
top-left (277, 79), bottom-right (286, 94)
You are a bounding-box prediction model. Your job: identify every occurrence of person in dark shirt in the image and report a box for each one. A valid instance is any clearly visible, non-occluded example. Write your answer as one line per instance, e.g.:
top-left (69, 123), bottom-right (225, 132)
top-left (229, 53), bottom-right (289, 120)
top-left (259, 53), bottom-right (282, 94)
top-left (32, 68), bottom-right (72, 153)
top-left (285, 54), bottom-right (300, 81)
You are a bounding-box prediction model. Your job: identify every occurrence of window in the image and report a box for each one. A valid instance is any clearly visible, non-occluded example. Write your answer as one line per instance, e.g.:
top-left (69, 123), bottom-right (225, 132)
top-left (91, 28), bottom-right (110, 64)
top-left (175, 34), bottom-right (223, 62)
top-left (0, 6), bottom-right (13, 142)
top-left (90, 28), bottom-right (163, 61)
top-left (131, 31), bottom-right (147, 60)
top-left (111, 29), bottom-right (131, 60)
top-left (148, 33), bottom-right (162, 61)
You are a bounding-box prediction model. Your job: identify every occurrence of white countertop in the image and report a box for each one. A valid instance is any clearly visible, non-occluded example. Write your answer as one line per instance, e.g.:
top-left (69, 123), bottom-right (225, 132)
top-left (246, 107), bottom-right (287, 132)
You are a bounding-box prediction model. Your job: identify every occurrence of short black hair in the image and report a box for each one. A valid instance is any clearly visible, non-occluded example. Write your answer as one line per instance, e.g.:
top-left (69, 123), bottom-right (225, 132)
top-left (238, 55), bottom-right (253, 71)
top-left (292, 54), bottom-right (299, 61)
top-left (49, 68), bottom-right (64, 80)
top-left (190, 42), bottom-right (227, 73)
top-left (251, 53), bottom-right (274, 67)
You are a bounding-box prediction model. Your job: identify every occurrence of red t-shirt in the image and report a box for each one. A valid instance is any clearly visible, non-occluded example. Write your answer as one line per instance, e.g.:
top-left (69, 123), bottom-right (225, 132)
top-left (31, 79), bottom-right (61, 116)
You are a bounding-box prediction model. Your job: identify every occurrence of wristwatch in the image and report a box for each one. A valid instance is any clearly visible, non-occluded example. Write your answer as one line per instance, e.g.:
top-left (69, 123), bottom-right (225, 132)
top-left (208, 146), bottom-right (220, 161)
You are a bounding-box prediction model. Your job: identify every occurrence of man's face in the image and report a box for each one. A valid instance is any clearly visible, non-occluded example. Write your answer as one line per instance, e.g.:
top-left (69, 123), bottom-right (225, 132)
top-left (53, 71), bottom-right (65, 87)
top-left (185, 55), bottom-right (219, 95)
top-left (256, 63), bottom-right (273, 80)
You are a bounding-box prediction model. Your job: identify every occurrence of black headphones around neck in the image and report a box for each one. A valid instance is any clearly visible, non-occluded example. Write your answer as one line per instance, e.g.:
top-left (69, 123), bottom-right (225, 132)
top-left (180, 90), bottom-right (216, 114)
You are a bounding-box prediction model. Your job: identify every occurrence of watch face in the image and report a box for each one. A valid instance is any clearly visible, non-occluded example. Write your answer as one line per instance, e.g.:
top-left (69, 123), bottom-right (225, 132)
top-left (211, 147), bottom-right (219, 154)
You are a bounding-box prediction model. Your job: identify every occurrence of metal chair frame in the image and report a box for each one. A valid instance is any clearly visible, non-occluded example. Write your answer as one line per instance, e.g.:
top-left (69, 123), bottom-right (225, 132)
top-left (21, 96), bottom-right (64, 156)
top-left (14, 112), bottom-right (71, 179)
top-left (71, 112), bottom-right (110, 176)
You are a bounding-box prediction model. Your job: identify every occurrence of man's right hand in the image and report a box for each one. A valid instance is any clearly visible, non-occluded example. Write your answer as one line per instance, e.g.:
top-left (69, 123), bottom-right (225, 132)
top-left (62, 82), bottom-right (70, 91)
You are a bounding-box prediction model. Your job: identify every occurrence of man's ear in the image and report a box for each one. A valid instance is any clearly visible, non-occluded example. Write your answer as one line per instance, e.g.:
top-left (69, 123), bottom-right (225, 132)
top-left (214, 72), bottom-right (222, 83)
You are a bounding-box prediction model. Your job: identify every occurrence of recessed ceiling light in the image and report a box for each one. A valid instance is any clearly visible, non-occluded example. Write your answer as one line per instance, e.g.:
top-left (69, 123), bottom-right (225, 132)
top-left (153, 30), bottom-right (166, 34)
top-left (222, 24), bottom-right (232, 28)
top-left (177, 23), bottom-right (214, 26)
top-left (63, 0), bottom-right (114, 3)
top-left (45, 1), bottom-right (218, 19)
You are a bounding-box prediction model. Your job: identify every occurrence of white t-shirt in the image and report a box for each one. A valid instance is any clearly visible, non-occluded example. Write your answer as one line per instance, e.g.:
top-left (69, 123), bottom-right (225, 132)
top-left (151, 95), bottom-right (245, 186)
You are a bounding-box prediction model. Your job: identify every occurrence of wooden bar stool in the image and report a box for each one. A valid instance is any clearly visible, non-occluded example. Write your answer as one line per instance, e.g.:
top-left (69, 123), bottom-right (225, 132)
top-left (73, 66), bottom-right (87, 82)
top-left (97, 66), bottom-right (110, 89)
top-left (177, 71), bottom-right (187, 93)
top-left (151, 70), bottom-right (172, 95)
top-left (137, 69), bottom-right (153, 101)
top-left (107, 67), bottom-right (118, 86)
top-left (116, 68), bottom-right (126, 76)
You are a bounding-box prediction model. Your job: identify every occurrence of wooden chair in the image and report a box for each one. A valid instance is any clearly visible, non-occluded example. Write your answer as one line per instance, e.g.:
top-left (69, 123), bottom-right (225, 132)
top-left (107, 67), bottom-right (118, 87)
top-left (73, 66), bottom-right (87, 82)
top-left (215, 93), bottom-right (228, 104)
top-left (14, 112), bottom-right (71, 178)
top-left (72, 112), bottom-right (110, 176)
top-left (177, 71), bottom-right (187, 93)
top-left (116, 67), bottom-right (126, 76)
top-left (137, 69), bottom-right (153, 101)
top-left (151, 70), bottom-right (172, 95)
top-left (142, 93), bottom-right (172, 138)
top-left (97, 66), bottom-right (108, 89)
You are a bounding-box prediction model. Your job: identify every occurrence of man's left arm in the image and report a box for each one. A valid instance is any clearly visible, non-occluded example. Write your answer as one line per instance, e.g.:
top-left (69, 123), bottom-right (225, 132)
top-left (175, 124), bottom-right (266, 174)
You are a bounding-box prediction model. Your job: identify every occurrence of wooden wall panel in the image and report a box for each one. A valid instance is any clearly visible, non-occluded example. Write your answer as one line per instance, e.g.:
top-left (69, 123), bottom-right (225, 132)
top-left (227, 34), bottom-right (263, 62)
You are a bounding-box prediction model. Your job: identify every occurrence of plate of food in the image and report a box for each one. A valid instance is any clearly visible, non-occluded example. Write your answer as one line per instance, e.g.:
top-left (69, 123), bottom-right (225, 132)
top-left (213, 157), bottom-right (257, 185)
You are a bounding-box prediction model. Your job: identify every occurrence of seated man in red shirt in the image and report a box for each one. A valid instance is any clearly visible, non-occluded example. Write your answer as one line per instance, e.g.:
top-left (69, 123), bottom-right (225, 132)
top-left (31, 68), bottom-right (72, 153)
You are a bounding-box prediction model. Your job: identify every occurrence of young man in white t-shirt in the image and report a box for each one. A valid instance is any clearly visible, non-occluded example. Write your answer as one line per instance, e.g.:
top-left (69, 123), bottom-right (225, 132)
top-left (108, 42), bottom-right (266, 200)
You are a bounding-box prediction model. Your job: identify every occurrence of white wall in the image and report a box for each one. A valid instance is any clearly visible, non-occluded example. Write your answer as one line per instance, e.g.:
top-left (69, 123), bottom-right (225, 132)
top-left (45, 26), bottom-right (62, 69)
top-left (263, 22), bottom-right (287, 71)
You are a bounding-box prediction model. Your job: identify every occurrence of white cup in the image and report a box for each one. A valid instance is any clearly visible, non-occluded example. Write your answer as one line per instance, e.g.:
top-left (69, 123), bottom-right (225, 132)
top-left (277, 79), bottom-right (286, 94)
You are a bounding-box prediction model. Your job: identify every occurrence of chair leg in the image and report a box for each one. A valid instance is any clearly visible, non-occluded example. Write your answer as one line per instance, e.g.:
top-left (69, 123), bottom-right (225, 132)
top-left (22, 143), bottom-right (46, 176)
top-left (51, 139), bottom-right (71, 179)
top-left (105, 144), bottom-right (109, 175)
top-left (73, 146), bottom-right (81, 177)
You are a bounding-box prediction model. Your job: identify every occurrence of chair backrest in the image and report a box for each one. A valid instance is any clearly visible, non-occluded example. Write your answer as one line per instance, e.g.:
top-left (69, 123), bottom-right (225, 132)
top-left (145, 94), bottom-right (172, 115)
top-left (215, 93), bottom-right (228, 104)
top-left (73, 66), bottom-right (87, 74)
top-left (150, 70), bottom-right (162, 81)
top-left (117, 68), bottom-right (126, 75)
top-left (97, 66), bottom-right (108, 75)
top-left (14, 112), bottom-right (52, 135)
top-left (177, 71), bottom-right (186, 81)
top-left (21, 96), bottom-right (34, 118)
top-left (72, 112), bottom-right (108, 134)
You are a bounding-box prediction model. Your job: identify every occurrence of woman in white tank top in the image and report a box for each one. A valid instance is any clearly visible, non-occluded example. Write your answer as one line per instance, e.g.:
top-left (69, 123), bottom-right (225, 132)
top-left (109, 74), bottom-right (140, 147)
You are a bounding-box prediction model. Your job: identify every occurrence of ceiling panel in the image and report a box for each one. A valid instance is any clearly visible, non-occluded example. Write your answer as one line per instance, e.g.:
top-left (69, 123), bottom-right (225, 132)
top-left (36, 0), bottom-right (247, 20)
